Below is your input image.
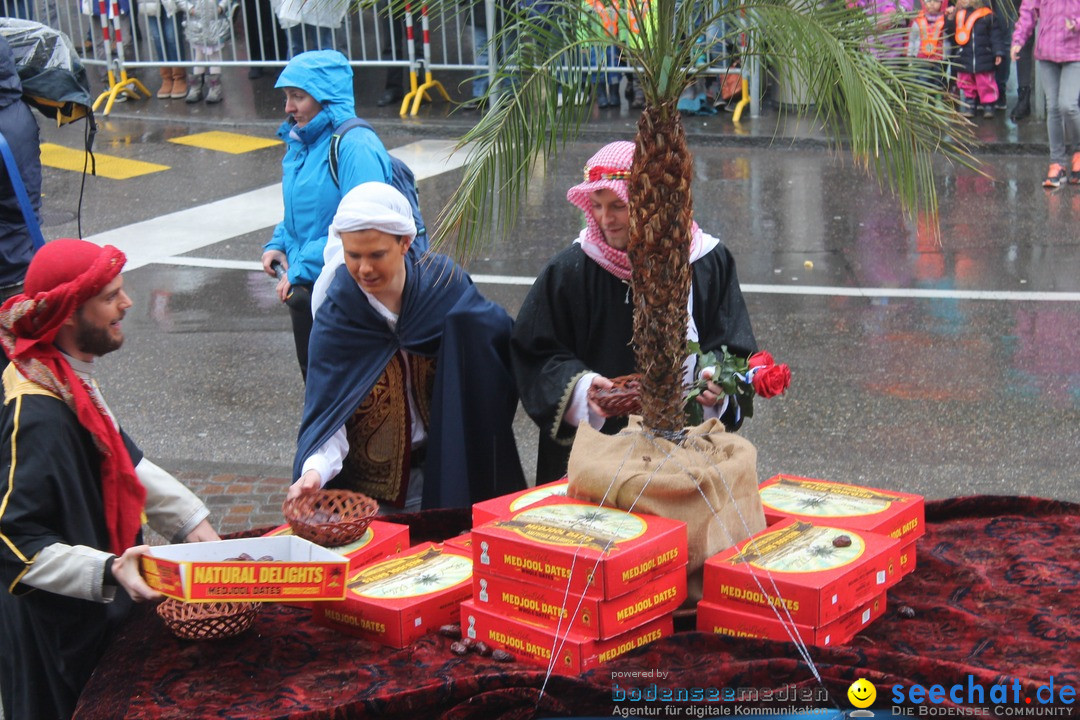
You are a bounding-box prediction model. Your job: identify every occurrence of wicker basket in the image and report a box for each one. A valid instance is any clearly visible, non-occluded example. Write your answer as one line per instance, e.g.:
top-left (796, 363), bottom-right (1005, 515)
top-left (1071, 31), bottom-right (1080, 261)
top-left (587, 374), bottom-right (642, 417)
top-left (157, 598), bottom-right (262, 641)
top-left (282, 489), bottom-right (379, 547)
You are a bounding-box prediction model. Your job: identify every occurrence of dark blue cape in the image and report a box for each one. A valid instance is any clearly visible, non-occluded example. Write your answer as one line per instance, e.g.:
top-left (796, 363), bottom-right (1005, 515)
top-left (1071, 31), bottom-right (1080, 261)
top-left (294, 254), bottom-right (525, 508)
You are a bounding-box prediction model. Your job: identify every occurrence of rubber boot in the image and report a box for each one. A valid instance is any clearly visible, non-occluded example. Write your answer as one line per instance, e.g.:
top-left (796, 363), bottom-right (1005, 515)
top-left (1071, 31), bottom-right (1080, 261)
top-left (185, 73), bottom-right (204, 104)
top-left (205, 74), bottom-right (223, 104)
top-left (1011, 86), bottom-right (1031, 122)
top-left (170, 67), bottom-right (188, 99)
top-left (156, 67), bottom-right (174, 99)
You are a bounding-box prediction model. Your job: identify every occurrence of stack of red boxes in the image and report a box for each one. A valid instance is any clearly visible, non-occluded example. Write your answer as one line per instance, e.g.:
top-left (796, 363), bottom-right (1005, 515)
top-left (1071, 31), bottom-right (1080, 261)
top-left (313, 541), bottom-right (474, 648)
top-left (756, 475), bottom-right (925, 577)
top-left (698, 475), bottom-right (923, 646)
top-left (463, 493), bottom-right (688, 674)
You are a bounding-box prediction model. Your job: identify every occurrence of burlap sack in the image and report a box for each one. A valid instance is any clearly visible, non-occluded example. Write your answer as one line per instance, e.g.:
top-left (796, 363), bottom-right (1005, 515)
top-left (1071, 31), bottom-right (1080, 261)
top-left (567, 416), bottom-right (765, 603)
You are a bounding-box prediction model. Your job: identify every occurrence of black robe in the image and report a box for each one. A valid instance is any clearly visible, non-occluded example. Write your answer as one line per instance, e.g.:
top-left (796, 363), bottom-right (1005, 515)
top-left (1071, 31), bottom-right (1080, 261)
top-left (0, 386), bottom-right (142, 720)
top-left (511, 242), bottom-right (757, 484)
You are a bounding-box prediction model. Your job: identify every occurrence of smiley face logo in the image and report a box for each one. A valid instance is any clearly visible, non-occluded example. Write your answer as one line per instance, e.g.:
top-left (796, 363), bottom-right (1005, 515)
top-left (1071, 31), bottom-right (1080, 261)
top-left (848, 678), bottom-right (877, 708)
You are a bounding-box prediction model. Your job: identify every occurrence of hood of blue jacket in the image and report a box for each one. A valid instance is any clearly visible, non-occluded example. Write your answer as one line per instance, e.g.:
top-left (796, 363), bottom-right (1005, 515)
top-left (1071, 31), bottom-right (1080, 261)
top-left (275, 49), bottom-right (356, 129)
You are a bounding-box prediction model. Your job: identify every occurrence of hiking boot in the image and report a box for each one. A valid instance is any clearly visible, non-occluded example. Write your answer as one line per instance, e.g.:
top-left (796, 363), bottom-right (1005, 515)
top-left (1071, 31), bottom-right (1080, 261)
top-left (1011, 86), bottom-right (1031, 122)
top-left (185, 74), bottom-right (204, 104)
top-left (1070, 153), bottom-right (1080, 185)
top-left (205, 76), bottom-right (223, 104)
top-left (1043, 163), bottom-right (1067, 189)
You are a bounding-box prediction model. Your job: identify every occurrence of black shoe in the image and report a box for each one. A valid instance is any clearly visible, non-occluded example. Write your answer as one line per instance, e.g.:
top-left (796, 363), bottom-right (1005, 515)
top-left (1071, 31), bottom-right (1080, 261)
top-left (247, 67), bottom-right (264, 80)
top-left (1010, 86), bottom-right (1031, 122)
top-left (377, 89), bottom-right (404, 107)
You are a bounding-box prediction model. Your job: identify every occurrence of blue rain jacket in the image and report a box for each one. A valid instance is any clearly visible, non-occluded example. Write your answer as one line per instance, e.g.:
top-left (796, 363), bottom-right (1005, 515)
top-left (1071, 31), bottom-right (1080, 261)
top-left (265, 50), bottom-right (393, 287)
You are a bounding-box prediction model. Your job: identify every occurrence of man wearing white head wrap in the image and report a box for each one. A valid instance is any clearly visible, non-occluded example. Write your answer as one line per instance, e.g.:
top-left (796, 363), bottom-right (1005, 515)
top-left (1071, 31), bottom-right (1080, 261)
top-left (291, 183), bottom-right (526, 511)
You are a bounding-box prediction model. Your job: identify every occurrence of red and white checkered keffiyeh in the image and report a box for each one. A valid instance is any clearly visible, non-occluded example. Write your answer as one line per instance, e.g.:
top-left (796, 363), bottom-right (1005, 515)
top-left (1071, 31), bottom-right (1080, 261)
top-left (566, 141), bottom-right (705, 281)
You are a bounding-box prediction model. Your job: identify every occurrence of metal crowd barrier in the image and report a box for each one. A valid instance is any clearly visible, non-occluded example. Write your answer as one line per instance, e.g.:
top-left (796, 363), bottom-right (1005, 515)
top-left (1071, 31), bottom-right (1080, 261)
top-left (0, 0), bottom-right (757, 118)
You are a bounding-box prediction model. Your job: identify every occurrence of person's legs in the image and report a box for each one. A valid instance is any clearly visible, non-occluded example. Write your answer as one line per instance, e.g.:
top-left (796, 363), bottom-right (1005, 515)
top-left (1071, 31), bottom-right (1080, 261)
top-left (1038, 59), bottom-right (1068, 187)
top-left (205, 51), bottom-right (224, 103)
top-left (1012, 35), bottom-right (1035, 120)
top-left (287, 289), bottom-right (313, 381)
top-left (1040, 60), bottom-right (1067, 165)
top-left (1056, 61), bottom-right (1080, 181)
top-left (955, 72), bottom-right (978, 116)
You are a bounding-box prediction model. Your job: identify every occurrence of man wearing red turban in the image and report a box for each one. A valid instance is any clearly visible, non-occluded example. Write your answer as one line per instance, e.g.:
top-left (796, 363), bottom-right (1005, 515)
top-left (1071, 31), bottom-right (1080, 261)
top-left (0, 239), bottom-right (220, 720)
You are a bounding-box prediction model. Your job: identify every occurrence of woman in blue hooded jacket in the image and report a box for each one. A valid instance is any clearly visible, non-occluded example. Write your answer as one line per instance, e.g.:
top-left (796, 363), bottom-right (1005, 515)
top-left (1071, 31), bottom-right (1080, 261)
top-left (261, 50), bottom-right (393, 381)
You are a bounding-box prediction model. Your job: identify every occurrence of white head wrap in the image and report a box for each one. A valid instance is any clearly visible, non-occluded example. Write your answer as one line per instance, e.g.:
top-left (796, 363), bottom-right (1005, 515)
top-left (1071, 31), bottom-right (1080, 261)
top-left (312, 182), bottom-right (418, 314)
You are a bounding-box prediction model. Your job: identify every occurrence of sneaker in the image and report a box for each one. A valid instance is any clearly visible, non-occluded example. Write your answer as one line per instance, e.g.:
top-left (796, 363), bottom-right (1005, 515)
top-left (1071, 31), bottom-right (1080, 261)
top-left (959, 102), bottom-right (976, 118)
top-left (1043, 164), bottom-right (1067, 189)
top-left (982, 105), bottom-right (995, 119)
top-left (1070, 153), bottom-right (1080, 185)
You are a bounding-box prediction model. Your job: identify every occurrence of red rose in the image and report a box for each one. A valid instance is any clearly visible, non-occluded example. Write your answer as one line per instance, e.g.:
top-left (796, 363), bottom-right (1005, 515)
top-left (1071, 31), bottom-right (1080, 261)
top-left (752, 363), bottom-right (791, 399)
top-left (748, 351), bottom-right (774, 370)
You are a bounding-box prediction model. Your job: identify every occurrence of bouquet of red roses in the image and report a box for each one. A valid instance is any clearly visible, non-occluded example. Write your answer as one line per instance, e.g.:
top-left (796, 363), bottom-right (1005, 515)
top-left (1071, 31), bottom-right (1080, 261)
top-left (683, 342), bottom-right (792, 425)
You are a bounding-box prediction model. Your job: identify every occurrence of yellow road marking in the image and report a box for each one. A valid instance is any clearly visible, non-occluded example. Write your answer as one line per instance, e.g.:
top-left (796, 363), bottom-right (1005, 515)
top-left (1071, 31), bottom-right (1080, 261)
top-left (40, 143), bottom-right (169, 180)
top-left (168, 131), bottom-right (282, 154)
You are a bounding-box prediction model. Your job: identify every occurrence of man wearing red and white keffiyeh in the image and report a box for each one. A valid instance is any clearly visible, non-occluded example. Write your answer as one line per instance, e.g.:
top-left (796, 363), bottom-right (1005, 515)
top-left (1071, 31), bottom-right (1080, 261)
top-left (0, 238), bottom-right (219, 720)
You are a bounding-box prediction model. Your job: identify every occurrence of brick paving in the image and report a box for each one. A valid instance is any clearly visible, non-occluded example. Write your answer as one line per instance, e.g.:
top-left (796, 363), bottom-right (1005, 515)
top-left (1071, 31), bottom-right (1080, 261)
top-left (170, 471), bottom-right (289, 539)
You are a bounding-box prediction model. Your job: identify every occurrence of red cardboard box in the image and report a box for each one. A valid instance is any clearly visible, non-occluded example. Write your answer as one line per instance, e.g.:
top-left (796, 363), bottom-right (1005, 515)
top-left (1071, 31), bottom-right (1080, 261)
top-left (263, 520), bottom-right (409, 571)
top-left (899, 540), bottom-right (917, 576)
top-left (472, 497), bottom-right (687, 600)
top-left (141, 536), bottom-right (348, 602)
top-left (472, 566), bottom-right (686, 640)
top-left (443, 532), bottom-right (473, 553)
top-left (472, 479), bottom-right (570, 527)
top-left (703, 519), bottom-right (902, 626)
top-left (313, 542), bottom-right (472, 648)
top-left (758, 475), bottom-right (925, 546)
top-left (697, 593), bottom-right (887, 647)
top-left (461, 598), bottom-right (673, 675)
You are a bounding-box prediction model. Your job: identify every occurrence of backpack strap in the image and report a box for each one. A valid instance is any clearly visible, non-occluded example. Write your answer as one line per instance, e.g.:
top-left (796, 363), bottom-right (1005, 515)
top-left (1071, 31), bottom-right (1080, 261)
top-left (329, 117), bottom-right (375, 187)
top-left (0, 129), bottom-right (45, 251)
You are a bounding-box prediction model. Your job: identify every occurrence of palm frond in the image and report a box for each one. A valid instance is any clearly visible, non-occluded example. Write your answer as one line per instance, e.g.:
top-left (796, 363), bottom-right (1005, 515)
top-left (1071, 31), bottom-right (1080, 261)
top-left (397, 0), bottom-right (979, 261)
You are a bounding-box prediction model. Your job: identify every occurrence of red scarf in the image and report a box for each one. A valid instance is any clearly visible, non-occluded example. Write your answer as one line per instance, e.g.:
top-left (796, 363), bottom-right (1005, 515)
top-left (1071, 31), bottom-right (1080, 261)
top-left (0, 245), bottom-right (146, 556)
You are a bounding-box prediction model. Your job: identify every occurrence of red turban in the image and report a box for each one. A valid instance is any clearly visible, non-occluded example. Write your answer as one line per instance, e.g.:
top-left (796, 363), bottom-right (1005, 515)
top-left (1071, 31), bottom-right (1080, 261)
top-left (0, 239), bottom-right (146, 557)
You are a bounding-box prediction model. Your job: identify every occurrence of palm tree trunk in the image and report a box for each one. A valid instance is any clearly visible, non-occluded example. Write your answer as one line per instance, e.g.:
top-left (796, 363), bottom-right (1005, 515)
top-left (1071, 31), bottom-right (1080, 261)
top-left (627, 101), bottom-right (693, 435)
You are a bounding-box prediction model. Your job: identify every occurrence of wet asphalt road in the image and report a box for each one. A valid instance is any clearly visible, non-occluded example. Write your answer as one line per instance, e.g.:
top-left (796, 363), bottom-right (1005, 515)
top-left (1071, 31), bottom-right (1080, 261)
top-left (32, 67), bottom-right (1080, 504)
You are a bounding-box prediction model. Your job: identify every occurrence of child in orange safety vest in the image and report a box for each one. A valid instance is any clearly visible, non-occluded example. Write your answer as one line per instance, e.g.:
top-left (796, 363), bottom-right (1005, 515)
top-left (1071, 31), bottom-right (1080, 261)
top-left (945, 0), bottom-right (1006, 118)
top-left (907, 0), bottom-right (949, 88)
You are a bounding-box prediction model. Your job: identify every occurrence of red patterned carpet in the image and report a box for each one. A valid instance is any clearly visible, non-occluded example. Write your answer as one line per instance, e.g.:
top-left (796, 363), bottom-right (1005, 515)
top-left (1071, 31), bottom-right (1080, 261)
top-left (74, 497), bottom-right (1078, 719)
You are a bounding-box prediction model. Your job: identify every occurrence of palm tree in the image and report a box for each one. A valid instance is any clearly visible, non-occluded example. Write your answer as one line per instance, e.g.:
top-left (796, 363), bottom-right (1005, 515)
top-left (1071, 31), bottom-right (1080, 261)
top-left (428, 0), bottom-right (975, 436)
